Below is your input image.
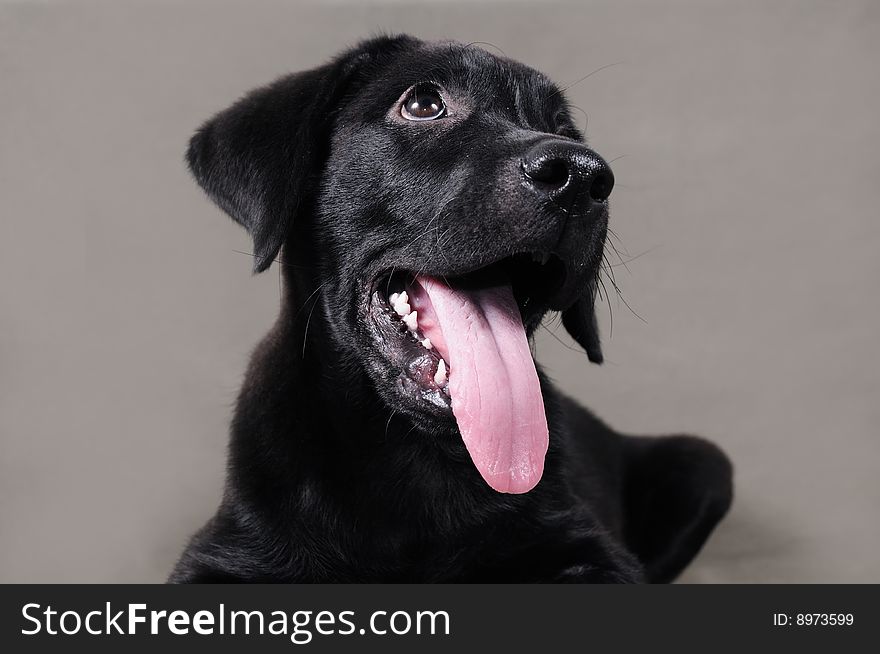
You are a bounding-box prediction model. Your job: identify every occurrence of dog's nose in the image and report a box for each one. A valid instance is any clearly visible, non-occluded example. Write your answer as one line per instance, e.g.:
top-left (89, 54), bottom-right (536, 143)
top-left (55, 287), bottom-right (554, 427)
top-left (521, 141), bottom-right (614, 204)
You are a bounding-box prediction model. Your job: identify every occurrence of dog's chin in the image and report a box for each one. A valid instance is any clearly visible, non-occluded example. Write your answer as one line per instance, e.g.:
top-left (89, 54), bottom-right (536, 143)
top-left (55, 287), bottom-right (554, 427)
top-left (361, 252), bottom-right (572, 424)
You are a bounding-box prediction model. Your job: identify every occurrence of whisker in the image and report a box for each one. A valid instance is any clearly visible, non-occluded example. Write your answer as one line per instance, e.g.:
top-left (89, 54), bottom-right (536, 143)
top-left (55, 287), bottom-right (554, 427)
top-left (292, 280), bottom-right (329, 330)
top-left (596, 275), bottom-right (614, 338)
top-left (610, 280), bottom-right (647, 324)
top-left (540, 322), bottom-right (583, 354)
top-left (464, 41), bottom-right (507, 57)
top-left (384, 266), bottom-right (398, 297)
top-left (400, 211), bottom-right (443, 252)
top-left (231, 249), bottom-right (313, 270)
top-left (608, 245), bottom-right (660, 269)
top-left (384, 410), bottom-right (397, 440)
top-left (300, 288), bottom-right (325, 359)
top-left (547, 61), bottom-right (629, 98)
top-left (602, 252), bottom-right (619, 287)
top-left (568, 104), bottom-right (590, 134)
top-left (605, 227), bottom-right (627, 247)
top-left (599, 249), bottom-right (648, 326)
top-left (606, 240), bottom-right (636, 276)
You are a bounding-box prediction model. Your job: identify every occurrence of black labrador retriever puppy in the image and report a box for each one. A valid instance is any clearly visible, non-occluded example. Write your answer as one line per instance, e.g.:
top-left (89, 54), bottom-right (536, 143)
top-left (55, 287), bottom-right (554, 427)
top-left (170, 35), bottom-right (732, 583)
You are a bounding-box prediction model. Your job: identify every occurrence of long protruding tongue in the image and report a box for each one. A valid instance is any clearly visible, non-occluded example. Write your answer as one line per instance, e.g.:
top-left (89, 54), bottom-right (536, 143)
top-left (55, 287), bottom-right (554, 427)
top-left (411, 275), bottom-right (548, 493)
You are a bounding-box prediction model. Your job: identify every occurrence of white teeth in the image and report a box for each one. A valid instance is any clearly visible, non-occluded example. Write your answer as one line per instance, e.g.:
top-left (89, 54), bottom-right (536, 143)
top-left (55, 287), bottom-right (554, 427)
top-left (388, 288), bottom-right (446, 389)
top-left (392, 290), bottom-right (411, 317)
top-left (434, 359), bottom-right (448, 387)
top-left (403, 310), bottom-right (418, 331)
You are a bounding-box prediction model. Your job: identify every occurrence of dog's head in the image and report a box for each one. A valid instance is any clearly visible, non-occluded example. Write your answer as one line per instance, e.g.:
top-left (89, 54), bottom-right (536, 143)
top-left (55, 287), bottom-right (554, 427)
top-left (188, 35), bottom-right (613, 494)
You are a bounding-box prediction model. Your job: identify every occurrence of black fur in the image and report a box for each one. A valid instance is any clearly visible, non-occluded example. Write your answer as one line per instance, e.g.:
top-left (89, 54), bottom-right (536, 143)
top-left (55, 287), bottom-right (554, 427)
top-left (170, 35), bottom-right (732, 583)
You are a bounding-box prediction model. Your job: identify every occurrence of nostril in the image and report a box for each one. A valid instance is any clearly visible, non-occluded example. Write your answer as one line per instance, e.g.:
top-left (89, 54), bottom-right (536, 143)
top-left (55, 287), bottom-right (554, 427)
top-left (522, 142), bottom-right (613, 203)
top-left (523, 157), bottom-right (570, 189)
top-left (589, 168), bottom-right (614, 202)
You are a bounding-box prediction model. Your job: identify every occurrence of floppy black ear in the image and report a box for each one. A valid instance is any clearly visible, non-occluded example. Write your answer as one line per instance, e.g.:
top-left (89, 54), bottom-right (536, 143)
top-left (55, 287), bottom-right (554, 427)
top-left (186, 52), bottom-right (368, 272)
top-left (561, 285), bottom-right (603, 364)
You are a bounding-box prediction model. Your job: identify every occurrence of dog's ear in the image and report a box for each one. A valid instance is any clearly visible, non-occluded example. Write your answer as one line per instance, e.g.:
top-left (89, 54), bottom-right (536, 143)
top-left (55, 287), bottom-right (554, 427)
top-left (561, 285), bottom-right (603, 364)
top-left (186, 38), bottom-right (405, 272)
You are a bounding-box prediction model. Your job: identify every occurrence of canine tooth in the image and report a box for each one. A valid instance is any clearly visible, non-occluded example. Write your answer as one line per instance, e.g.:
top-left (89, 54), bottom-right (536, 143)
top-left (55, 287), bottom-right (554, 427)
top-left (421, 337), bottom-right (432, 350)
top-left (394, 301), bottom-right (411, 317)
top-left (397, 291), bottom-right (408, 306)
top-left (403, 310), bottom-right (418, 331)
top-left (434, 359), bottom-right (448, 387)
top-left (390, 292), bottom-right (400, 304)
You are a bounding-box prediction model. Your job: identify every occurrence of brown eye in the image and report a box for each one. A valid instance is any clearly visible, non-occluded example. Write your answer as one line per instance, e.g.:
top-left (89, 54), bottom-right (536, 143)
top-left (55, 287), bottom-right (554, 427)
top-left (401, 84), bottom-right (446, 121)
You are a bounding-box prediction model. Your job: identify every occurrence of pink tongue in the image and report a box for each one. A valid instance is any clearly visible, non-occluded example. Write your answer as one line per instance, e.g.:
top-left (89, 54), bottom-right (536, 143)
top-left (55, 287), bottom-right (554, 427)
top-left (412, 276), bottom-right (548, 493)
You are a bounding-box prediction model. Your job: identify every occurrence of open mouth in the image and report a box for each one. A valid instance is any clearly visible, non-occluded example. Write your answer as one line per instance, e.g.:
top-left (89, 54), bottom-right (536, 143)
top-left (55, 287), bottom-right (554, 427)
top-left (367, 253), bottom-right (568, 494)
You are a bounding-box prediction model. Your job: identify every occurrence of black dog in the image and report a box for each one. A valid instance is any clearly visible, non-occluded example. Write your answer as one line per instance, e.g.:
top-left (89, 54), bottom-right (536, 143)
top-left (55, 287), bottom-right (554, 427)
top-left (170, 35), bottom-right (732, 583)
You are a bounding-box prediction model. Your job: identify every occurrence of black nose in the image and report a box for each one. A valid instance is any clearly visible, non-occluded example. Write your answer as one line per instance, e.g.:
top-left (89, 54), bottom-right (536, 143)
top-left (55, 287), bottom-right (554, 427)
top-left (522, 141), bottom-right (614, 203)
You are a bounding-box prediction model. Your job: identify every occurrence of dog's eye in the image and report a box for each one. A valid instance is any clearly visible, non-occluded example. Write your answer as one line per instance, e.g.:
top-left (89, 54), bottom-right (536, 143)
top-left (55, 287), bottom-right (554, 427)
top-left (401, 84), bottom-right (446, 121)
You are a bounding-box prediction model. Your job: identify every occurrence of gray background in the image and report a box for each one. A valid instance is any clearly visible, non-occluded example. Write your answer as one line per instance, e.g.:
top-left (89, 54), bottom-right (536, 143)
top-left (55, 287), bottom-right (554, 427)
top-left (1, 0), bottom-right (878, 583)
